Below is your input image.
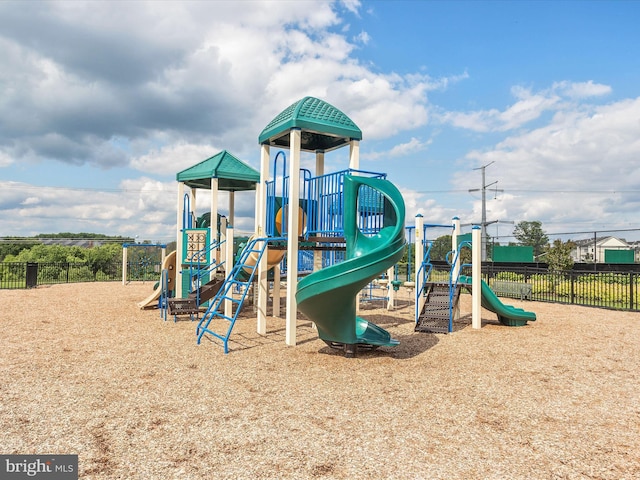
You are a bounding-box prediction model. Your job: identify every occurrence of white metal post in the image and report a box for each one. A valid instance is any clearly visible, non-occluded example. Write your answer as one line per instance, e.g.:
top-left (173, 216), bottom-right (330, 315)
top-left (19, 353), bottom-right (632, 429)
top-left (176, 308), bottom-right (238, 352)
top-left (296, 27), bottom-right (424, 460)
top-left (313, 151), bottom-right (324, 273)
top-left (415, 214), bottom-right (425, 315)
top-left (176, 182), bottom-right (185, 298)
top-left (472, 226), bottom-right (482, 329)
top-left (349, 140), bottom-right (360, 170)
top-left (210, 178), bottom-right (219, 269)
top-left (386, 266), bottom-right (395, 310)
top-left (273, 264), bottom-right (282, 318)
top-left (224, 224), bottom-right (234, 319)
top-left (228, 191), bottom-right (235, 227)
top-left (257, 145), bottom-right (270, 335)
top-left (286, 129), bottom-right (301, 346)
top-left (121, 246), bottom-right (128, 285)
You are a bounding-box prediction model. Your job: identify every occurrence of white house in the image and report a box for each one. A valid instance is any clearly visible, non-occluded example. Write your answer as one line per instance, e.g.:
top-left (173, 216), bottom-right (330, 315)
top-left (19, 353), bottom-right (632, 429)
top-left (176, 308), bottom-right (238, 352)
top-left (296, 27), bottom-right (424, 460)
top-left (571, 236), bottom-right (636, 263)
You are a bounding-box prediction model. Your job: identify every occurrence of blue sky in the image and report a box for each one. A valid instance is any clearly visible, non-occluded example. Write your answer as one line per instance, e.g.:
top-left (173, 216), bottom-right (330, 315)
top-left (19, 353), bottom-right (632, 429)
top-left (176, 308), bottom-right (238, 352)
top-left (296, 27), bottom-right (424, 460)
top-left (1, 0), bottom-right (640, 244)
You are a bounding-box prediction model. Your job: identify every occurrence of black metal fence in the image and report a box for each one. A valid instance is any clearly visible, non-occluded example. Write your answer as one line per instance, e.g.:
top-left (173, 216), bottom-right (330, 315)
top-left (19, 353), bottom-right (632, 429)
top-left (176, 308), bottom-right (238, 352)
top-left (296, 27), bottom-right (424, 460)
top-left (412, 261), bottom-right (640, 312)
top-left (0, 261), bottom-right (162, 289)
top-left (481, 264), bottom-right (640, 311)
top-left (3, 260), bottom-right (640, 312)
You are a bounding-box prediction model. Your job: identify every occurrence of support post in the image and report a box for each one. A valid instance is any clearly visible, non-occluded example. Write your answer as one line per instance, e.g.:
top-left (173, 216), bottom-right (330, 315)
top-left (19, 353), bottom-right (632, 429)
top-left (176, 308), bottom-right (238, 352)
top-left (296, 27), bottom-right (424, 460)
top-left (176, 182), bottom-right (185, 298)
top-left (224, 224), bottom-right (234, 320)
top-left (313, 151), bottom-right (325, 273)
top-left (257, 145), bottom-right (270, 335)
top-left (228, 191), bottom-right (235, 227)
top-left (122, 246), bottom-right (128, 285)
top-left (210, 178), bottom-right (219, 269)
top-left (285, 129), bottom-right (301, 346)
top-left (472, 226), bottom-right (482, 329)
top-left (386, 266), bottom-right (395, 310)
top-left (273, 264), bottom-right (282, 317)
top-left (415, 214), bottom-right (425, 315)
top-left (349, 140), bottom-right (360, 170)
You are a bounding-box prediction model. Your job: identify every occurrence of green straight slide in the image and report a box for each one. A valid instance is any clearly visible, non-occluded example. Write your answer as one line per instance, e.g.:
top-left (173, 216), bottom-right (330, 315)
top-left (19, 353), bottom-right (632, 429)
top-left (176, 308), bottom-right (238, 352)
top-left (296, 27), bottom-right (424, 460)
top-left (296, 175), bottom-right (407, 352)
top-left (459, 275), bottom-right (536, 327)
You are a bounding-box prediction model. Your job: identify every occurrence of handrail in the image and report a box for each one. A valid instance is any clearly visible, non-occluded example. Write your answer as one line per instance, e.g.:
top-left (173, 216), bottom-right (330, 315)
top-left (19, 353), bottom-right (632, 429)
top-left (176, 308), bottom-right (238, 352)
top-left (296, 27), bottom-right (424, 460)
top-left (182, 193), bottom-right (194, 230)
top-left (447, 240), bottom-right (472, 332)
top-left (414, 240), bottom-right (435, 323)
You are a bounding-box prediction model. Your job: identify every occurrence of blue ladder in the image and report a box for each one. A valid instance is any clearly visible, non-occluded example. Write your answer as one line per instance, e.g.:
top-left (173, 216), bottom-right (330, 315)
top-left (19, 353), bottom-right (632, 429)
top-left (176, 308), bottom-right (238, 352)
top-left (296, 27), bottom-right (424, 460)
top-left (195, 236), bottom-right (280, 353)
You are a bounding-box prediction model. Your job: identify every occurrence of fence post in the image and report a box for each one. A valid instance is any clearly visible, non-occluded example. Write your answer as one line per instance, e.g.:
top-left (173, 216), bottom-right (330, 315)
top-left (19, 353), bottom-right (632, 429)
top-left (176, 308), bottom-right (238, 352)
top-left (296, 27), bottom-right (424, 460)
top-left (570, 271), bottom-right (575, 305)
top-left (630, 272), bottom-right (634, 310)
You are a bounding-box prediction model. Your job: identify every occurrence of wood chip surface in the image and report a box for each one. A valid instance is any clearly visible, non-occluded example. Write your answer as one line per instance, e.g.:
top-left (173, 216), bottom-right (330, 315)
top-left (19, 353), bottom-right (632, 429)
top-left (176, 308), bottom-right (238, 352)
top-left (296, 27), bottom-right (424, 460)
top-left (1, 282), bottom-right (639, 479)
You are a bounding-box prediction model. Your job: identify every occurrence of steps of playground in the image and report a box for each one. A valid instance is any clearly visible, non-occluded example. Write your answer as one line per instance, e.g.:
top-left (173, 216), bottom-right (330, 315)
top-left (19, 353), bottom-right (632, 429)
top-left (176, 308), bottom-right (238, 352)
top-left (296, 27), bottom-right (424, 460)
top-left (415, 282), bottom-right (461, 334)
top-left (167, 277), bottom-right (224, 316)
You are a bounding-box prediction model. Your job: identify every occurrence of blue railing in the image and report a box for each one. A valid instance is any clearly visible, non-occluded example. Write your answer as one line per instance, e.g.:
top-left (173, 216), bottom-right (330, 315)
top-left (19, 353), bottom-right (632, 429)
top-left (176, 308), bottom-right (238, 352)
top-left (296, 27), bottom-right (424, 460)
top-left (414, 240), bottom-right (435, 323)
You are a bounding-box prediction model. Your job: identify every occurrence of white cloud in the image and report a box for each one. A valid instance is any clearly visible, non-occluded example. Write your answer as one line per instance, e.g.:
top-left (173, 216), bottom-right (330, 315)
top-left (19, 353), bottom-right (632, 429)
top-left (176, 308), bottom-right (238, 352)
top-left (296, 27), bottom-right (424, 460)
top-left (454, 96), bottom-right (640, 234)
top-left (553, 80), bottom-right (612, 99)
top-left (340, 0), bottom-right (362, 15)
top-left (354, 30), bottom-right (370, 45)
top-left (439, 81), bottom-right (612, 133)
top-left (130, 142), bottom-right (220, 176)
top-left (399, 188), bottom-right (459, 229)
top-left (0, 151), bottom-right (13, 167)
top-left (0, 179), bottom-right (178, 241)
top-left (0, 0), bottom-right (453, 175)
top-left (364, 137), bottom-right (431, 161)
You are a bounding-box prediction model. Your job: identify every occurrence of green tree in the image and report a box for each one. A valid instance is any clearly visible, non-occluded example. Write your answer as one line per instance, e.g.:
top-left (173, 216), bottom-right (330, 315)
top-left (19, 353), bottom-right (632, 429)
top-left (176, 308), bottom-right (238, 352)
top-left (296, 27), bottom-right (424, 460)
top-left (429, 235), bottom-right (452, 261)
top-left (4, 244), bottom-right (86, 263)
top-left (0, 241), bottom-right (40, 262)
top-left (85, 243), bottom-right (123, 275)
top-left (544, 239), bottom-right (575, 272)
top-left (513, 221), bottom-right (549, 258)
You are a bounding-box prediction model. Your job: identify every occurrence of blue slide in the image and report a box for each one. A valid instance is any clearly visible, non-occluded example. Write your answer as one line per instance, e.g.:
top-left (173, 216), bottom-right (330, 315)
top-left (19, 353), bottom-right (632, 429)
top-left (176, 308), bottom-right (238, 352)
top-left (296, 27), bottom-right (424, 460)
top-left (459, 275), bottom-right (536, 327)
top-left (296, 175), bottom-right (407, 356)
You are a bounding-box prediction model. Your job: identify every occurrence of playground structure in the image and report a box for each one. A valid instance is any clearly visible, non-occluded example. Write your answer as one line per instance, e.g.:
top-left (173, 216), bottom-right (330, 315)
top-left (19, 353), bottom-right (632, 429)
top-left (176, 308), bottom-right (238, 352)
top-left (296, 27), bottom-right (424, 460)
top-left (138, 96), bottom-right (535, 354)
top-left (412, 219), bottom-right (536, 332)
top-left (191, 97), bottom-right (411, 355)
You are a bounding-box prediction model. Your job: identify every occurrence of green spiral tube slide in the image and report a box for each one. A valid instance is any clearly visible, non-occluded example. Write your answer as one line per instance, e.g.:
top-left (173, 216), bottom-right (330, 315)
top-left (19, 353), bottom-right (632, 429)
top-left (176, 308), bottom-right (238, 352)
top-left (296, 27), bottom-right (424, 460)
top-left (296, 175), bottom-right (407, 354)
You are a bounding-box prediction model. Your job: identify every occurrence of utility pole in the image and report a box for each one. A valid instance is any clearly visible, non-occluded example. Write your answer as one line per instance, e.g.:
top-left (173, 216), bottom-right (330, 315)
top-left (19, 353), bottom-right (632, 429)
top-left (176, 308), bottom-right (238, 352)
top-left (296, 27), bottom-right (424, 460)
top-left (469, 161), bottom-right (502, 261)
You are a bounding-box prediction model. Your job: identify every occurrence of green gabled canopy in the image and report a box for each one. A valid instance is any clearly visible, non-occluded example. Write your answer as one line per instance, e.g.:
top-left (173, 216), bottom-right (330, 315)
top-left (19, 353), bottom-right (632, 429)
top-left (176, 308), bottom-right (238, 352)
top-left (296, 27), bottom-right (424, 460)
top-left (259, 96), bottom-right (362, 152)
top-left (176, 150), bottom-right (259, 191)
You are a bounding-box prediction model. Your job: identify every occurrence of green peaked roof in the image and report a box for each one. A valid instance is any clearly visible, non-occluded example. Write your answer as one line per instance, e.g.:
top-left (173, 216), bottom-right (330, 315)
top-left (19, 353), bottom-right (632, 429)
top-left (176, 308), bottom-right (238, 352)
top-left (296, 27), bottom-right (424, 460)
top-left (259, 96), bottom-right (362, 152)
top-left (176, 150), bottom-right (259, 191)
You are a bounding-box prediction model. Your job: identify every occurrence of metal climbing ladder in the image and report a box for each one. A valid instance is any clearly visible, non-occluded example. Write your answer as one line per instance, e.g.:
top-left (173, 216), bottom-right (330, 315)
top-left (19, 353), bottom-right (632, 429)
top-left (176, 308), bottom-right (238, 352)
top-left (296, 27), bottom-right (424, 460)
top-left (196, 236), bottom-right (281, 353)
top-left (415, 282), bottom-right (463, 333)
top-left (414, 239), bottom-right (472, 334)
